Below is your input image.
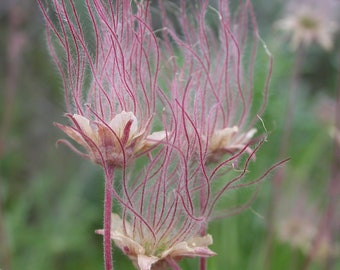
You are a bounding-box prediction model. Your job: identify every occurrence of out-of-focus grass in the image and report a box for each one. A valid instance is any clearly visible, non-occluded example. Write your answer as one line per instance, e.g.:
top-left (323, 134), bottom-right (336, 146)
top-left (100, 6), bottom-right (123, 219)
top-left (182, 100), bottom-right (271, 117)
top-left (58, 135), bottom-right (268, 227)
top-left (1, 0), bottom-right (339, 269)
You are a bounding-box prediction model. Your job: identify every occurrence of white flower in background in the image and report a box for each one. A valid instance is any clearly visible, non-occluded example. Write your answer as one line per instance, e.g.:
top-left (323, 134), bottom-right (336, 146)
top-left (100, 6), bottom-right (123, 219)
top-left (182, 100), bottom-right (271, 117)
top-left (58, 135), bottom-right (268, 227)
top-left (275, 0), bottom-right (338, 50)
top-left (276, 190), bottom-right (339, 261)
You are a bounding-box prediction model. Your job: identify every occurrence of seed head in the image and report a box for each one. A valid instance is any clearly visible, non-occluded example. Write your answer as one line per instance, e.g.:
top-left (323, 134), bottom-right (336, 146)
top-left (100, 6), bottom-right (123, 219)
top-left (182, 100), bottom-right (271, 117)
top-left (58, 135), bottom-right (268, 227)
top-left (55, 111), bottom-right (165, 167)
top-left (38, 0), bottom-right (163, 168)
top-left (157, 0), bottom-right (270, 165)
top-left (96, 214), bottom-right (216, 270)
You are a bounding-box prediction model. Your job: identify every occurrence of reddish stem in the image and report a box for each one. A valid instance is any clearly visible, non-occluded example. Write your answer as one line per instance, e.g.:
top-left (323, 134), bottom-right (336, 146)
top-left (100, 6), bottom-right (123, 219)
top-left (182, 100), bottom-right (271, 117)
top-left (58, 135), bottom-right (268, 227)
top-left (200, 256), bottom-right (207, 270)
top-left (199, 186), bottom-right (207, 270)
top-left (103, 166), bottom-right (114, 270)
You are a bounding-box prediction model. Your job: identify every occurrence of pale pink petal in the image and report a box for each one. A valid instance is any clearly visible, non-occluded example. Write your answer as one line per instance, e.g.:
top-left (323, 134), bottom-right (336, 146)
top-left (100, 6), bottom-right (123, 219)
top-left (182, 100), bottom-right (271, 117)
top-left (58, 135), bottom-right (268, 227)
top-left (208, 126), bottom-right (238, 152)
top-left (110, 213), bottom-right (133, 235)
top-left (218, 126), bottom-right (239, 145)
top-left (137, 255), bottom-right (159, 270)
top-left (55, 123), bottom-right (85, 144)
top-left (146, 131), bottom-right (166, 145)
top-left (161, 234), bottom-right (216, 258)
top-left (109, 111), bottom-right (138, 137)
top-left (244, 128), bottom-right (257, 141)
top-left (73, 114), bottom-right (94, 137)
top-left (112, 231), bottom-right (145, 255)
top-left (95, 229), bottom-right (145, 257)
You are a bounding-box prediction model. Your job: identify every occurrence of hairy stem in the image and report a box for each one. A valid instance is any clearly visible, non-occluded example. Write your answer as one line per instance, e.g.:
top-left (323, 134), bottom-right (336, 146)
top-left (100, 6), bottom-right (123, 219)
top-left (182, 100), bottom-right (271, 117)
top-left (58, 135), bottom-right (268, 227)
top-left (200, 257), bottom-right (207, 270)
top-left (104, 166), bottom-right (114, 270)
top-left (199, 186), bottom-right (207, 270)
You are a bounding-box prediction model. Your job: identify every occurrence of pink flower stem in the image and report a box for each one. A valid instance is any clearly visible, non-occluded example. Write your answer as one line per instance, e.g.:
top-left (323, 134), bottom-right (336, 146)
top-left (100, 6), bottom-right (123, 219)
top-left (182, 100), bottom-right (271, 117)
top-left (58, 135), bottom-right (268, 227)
top-left (200, 256), bottom-right (207, 270)
top-left (103, 165), bottom-right (114, 270)
top-left (199, 187), bottom-right (207, 270)
top-left (199, 223), bottom-right (207, 270)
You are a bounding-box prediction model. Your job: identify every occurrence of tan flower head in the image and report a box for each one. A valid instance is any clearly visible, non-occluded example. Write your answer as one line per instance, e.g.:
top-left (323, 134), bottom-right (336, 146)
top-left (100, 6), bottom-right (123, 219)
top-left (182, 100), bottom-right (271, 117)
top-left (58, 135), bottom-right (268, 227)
top-left (277, 216), bottom-right (339, 261)
top-left (96, 214), bottom-right (216, 270)
top-left (56, 111), bottom-right (165, 167)
top-left (275, 1), bottom-right (338, 51)
top-left (330, 127), bottom-right (340, 147)
top-left (275, 189), bottom-right (339, 261)
top-left (205, 126), bottom-right (257, 163)
top-left (277, 216), bottom-right (317, 252)
top-left (38, 0), bottom-right (162, 170)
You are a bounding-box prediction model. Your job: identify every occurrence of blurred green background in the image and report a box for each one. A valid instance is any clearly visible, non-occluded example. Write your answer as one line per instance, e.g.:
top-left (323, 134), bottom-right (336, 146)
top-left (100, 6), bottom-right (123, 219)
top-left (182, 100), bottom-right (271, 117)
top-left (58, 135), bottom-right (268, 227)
top-left (1, 0), bottom-right (339, 269)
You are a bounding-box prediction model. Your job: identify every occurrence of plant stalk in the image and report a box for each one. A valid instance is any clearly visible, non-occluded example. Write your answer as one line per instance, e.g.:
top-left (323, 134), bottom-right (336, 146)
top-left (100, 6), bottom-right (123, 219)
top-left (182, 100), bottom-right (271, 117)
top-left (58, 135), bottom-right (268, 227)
top-left (104, 166), bottom-right (114, 270)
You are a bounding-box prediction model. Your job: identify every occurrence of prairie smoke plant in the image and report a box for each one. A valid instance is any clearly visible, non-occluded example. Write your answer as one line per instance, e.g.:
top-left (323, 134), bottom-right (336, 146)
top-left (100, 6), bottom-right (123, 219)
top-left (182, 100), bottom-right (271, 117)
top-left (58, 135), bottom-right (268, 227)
top-left (38, 0), bottom-right (164, 168)
top-left (94, 128), bottom-right (219, 270)
top-left (157, 0), bottom-right (271, 166)
top-left (275, 0), bottom-right (339, 51)
top-left (94, 1), bottom-right (282, 269)
top-left (39, 0), bottom-right (281, 269)
top-left (95, 99), bottom-right (280, 270)
top-left (156, 0), bottom-right (277, 267)
top-left (38, 1), bottom-right (163, 270)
